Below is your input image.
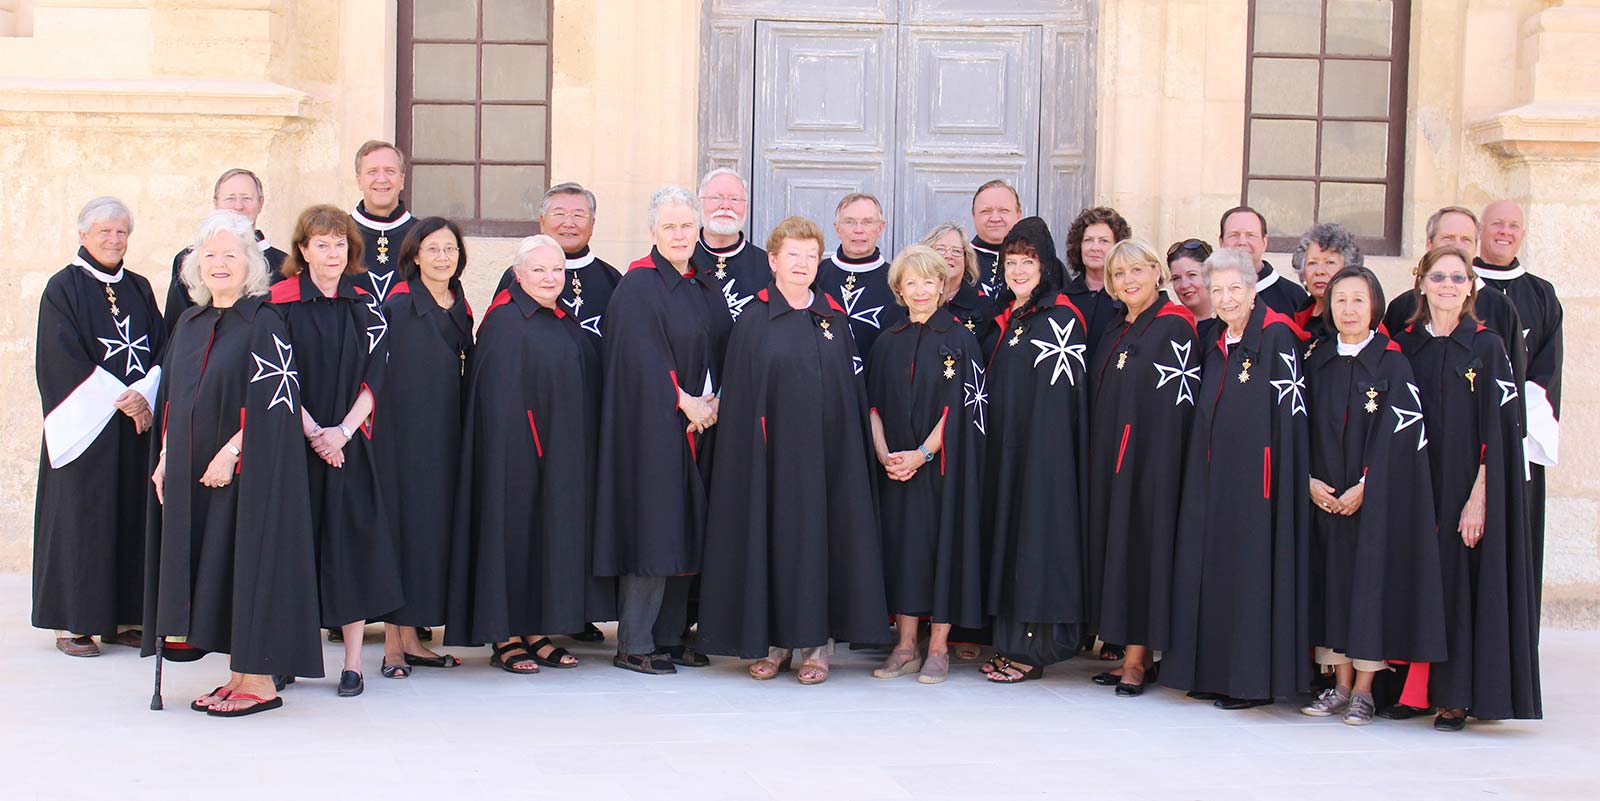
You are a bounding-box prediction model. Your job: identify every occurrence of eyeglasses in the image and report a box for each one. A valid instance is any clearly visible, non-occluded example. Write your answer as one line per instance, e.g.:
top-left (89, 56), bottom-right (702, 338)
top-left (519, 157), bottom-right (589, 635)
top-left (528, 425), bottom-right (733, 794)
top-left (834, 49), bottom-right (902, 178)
top-left (1166, 239), bottom-right (1213, 260)
top-left (1425, 272), bottom-right (1470, 285)
top-left (422, 245), bottom-right (459, 257)
top-left (840, 217), bottom-right (882, 229)
top-left (546, 211), bottom-right (592, 223)
top-left (699, 195), bottom-right (748, 206)
top-left (931, 245), bottom-right (964, 257)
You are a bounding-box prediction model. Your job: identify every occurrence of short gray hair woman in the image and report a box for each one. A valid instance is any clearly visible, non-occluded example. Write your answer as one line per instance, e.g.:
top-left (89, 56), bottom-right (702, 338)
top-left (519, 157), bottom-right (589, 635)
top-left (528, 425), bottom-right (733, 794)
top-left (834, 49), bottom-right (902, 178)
top-left (180, 211), bottom-right (272, 307)
top-left (1290, 223), bottom-right (1363, 337)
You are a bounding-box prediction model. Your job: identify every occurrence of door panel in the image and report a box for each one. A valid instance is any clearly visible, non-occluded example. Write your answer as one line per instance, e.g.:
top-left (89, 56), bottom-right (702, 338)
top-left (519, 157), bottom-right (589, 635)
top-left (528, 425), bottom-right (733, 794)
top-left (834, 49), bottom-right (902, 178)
top-left (894, 25), bottom-right (1041, 250)
top-left (754, 21), bottom-right (897, 251)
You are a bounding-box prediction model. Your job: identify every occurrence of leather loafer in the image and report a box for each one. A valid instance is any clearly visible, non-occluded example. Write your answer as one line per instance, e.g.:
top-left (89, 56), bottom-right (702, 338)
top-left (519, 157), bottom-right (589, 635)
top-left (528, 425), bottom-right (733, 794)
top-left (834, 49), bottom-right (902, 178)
top-left (1214, 697), bottom-right (1273, 710)
top-left (56, 635), bottom-right (100, 658)
top-left (337, 670), bottom-right (363, 697)
top-left (1379, 703), bottom-right (1430, 720)
top-left (101, 630), bottom-right (142, 648)
top-left (666, 645), bottom-right (710, 668)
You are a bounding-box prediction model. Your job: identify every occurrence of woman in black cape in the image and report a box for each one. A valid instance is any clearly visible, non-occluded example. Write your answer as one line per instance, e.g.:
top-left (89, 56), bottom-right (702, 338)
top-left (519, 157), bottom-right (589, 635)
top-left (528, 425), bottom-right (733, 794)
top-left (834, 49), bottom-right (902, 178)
top-left (371, 217), bottom-right (473, 678)
top-left (1162, 247), bottom-right (1313, 709)
top-left (593, 186), bottom-right (734, 674)
top-left (1085, 239), bottom-right (1198, 697)
top-left (444, 235), bottom-right (615, 674)
top-left (1298, 266), bottom-right (1446, 726)
top-left (143, 211), bottom-right (321, 717)
top-left (697, 216), bottom-right (891, 684)
top-left (269, 204), bottom-right (404, 698)
top-left (1289, 223), bottom-right (1363, 341)
top-left (923, 222), bottom-right (992, 340)
top-left (977, 216), bottom-right (1091, 684)
top-left (1391, 246), bottom-right (1540, 730)
top-left (866, 246), bottom-right (985, 685)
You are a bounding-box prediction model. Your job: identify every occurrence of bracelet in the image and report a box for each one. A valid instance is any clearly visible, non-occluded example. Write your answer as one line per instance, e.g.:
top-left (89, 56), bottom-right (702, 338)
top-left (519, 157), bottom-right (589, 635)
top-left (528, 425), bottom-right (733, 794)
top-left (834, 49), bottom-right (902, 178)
top-left (227, 443), bottom-right (241, 457)
top-left (917, 445), bottom-right (934, 463)
top-left (308, 426), bottom-right (322, 439)
top-left (337, 423), bottom-right (353, 439)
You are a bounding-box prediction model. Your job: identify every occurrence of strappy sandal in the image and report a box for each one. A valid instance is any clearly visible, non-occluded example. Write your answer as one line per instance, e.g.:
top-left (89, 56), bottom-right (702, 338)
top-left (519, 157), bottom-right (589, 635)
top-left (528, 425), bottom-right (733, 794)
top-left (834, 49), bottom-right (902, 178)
top-left (206, 693), bottom-right (283, 717)
top-left (403, 652), bottom-right (460, 668)
top-left (748, 651), bottom-right (792, 680)
top-left (797, 659), bottom-right (830, 685)
top-left (872, 648), bottom-right (923, 679)
top-left (985, 657), bottom-right (1043, 684)
top-left (525, 637), bottom-right (577, 669)
top-left (979, 654), bottom-right (1008, 674)
top-left (380, 659), bottom-right (411, 679)
top-left (614, 651), bottom-right (673, 675)
top-left (490, 642), bottom-right (539, 674)
top-left (190, 686), bottom-right (233, 712)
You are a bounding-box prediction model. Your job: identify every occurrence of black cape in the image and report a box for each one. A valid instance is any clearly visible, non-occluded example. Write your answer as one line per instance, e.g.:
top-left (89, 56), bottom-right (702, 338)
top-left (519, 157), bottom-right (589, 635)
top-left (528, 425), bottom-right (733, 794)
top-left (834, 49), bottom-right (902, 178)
top-left (269, 271), bottom-right (403, 626)
top-left (946, 280), bottom-right (995, 344)
top-left (981, 291), bottom-right (1091, 664)
top-left (372, 279), bottom-right (474, 626)
top-left (1304, 332), bottom-right (1446, 664)
top-left (162, 233), bottom-right (288, 335)
top-left (816, 247), bottom-right (905, 361)
top-left (140, 296), bottom-right (323, 677)
top-left (692, 232), bottom-right (768, 321)
top-left (1256, 261), bottom-right (1310, 317)
top-left (1394, 321), bottom-right (1540, 720)
top-left (1086, 299), bottom-right (1198, 650)
top-left (972, 235), bottom-right (1002, 297)
top-left (1476, 258), bottom-right (1561, 610)
top-left (697, 285), bottom-right (891, 656)
top-left (1381, 284), bottom-right (1526, 386)
top-left (33, 250), bottom-right (164, 635)
top-left (494, 245), bottom-right (619, 339)
top-left (865, 308), bottom-right (985, 628)
top-left (1065, 280), bottom-right (1122, 364)
top-left (592, 249), bottom-right (733, 576)
top-left (1163, 304), bottom-right (1312, 700)
top-left (351, 201), bottom-right (418, 302)
top-left (444, 286), bottom-right (616, 644)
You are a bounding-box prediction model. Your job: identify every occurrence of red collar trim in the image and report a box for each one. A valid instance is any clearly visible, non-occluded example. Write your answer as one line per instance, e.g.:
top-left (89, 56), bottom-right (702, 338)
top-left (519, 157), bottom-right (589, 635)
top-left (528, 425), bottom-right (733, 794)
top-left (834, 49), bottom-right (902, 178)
top-left (1155, 299), bottom-right (1197, 333)
top-left (268, 277), bottom-right (301, 304)
top-left (1262, 307), bottom-right (1311, 342)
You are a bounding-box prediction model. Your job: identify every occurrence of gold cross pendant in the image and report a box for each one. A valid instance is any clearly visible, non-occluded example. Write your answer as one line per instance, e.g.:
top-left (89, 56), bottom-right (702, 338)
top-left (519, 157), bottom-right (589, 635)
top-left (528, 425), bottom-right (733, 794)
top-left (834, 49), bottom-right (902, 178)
top-left (845, 274), bottom-right (856, 291)
top-left (1464, 367), bottom-right (1477, 392)
top-left (1238, 358), bottom-right (1252, 383)
top-left (820, 320), bottom-right (834, 340)
top-left (1116, 351), bottom-right (1128, 370)
top-left (1008, 326), bottom-right (1023, 347)
top-left (715, 256), bottom-right (728, 282)
top-left (1364, 387), bottom-right (1378, 414)
top-left (943, 354), bottom-right (956, 380)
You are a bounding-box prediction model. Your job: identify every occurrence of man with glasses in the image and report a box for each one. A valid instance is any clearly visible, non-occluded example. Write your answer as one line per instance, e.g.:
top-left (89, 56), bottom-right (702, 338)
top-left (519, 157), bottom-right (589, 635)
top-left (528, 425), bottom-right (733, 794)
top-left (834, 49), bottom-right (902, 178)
top-left (495, 182), bottom-right (619, 341)
top-left (971, 180), bottom-right (1023, 295)
top-left (163, 168), bottom-right (288, 333)
top-left (690, 168), bottom-right (765, 320)
top-left (817, 192), bottom-right (903, 359)
top-left (1218, 205), bottom-right (1307, 316)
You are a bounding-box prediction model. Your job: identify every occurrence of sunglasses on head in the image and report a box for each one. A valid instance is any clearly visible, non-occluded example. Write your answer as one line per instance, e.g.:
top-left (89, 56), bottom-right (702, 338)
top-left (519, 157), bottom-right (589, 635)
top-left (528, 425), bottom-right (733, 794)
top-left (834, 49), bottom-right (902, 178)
top-left (1166, 239), bottom-right (1213, 260)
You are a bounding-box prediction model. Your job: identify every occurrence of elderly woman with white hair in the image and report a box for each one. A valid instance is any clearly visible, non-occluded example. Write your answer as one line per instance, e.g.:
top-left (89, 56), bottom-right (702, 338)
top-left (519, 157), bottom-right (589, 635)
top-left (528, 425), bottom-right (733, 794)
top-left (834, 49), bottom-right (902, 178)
top-left (1163, 247), bottom-right (1313, 710)
top-left (593, 186), bottom-right (734, 674)
top-left (445, 234), bottom-right (615, 675)
top-left (142, 211), bottom-right (322, 716)
top-left (1290, 222), bottom-right (1363, 340)
top-left (34, 196), bottom-right (164, 658)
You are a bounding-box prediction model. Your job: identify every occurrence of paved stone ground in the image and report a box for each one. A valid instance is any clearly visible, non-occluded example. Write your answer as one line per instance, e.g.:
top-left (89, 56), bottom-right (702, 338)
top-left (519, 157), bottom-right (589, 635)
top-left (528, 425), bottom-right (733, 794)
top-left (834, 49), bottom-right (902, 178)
top-left (2, 573), bottom-right (1596, 800)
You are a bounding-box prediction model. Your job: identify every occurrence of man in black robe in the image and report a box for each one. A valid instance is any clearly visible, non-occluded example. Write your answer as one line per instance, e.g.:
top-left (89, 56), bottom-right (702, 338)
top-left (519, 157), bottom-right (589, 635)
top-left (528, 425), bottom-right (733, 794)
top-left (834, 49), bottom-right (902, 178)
top-left (816, 192), bottom-right (904, 359)
top-left (1474, 200), bottom-right (1561, 611)
top-left (692, 168), bottom-right (768, 320)
top-left (495, 182), bottom-right (620, 340)
top-left (349, 140), bottom-right (418, 302)
top-left (1381, 206), bottom-right (1526, 382)
top-left (163, 168), bottom-right (287, 334)
top-left (1220, 205), bottom-right (1309, 316)
top-left (34, 197), bottom-right (164, 657)
top-left (970, 179), bottom-right (1022, 296)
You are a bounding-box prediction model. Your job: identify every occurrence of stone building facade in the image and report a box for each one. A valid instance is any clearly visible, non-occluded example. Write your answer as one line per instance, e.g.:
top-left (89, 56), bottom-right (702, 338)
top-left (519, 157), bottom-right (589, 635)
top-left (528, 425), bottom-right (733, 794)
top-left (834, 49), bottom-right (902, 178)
top-left (1, 0), bottom-right (1595, 622)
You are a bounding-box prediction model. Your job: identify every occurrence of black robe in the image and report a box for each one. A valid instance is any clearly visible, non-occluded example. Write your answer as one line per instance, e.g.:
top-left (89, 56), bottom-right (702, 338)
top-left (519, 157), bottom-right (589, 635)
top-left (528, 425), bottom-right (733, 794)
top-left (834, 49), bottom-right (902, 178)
top-left (865, 308), bottom-right (985, 628)
top-left (1304, 332), bottom-right (1446, 665)
top-left (444, 286), bottom-right (615, 644)
top-left (1065, 281), bottom-right (1122, 364)
top-left (972, 236), bottom-right (1002, 297)
top-left (1476, 258), bottom-right (1561, 609)
top-left (1381, 284), bottom-right (1526, 385)
top-left (494, 245), bottom-right (619, 340)
top-left (981, 291), bottom-right (1091, 664)
top-left (1256, 261), bottom-right (1310, 317)
top-left (816, 247), bottom-right (905, 361)
top-left (1086, 299), bottom-right (1198, 651)
top-left (697, 286), bottom-right (891, 656)
top-left (592, 249), bottom-right (733, 576)
top-left (351, 201), bottom-right (418, 302)
top-left (140, 296), bottom-right (322, 677)
top-left (33, 250), bottom-right (164, 636)
top-left (372, 279), bottom-right (473, 627)
top-left (1163, 304), bottom-right (1312, 700)
top-left (1293, 301), bottom-right (1331, 342)
top-left (946, 280), bottom-right (994, 344)
top-left (1394, 321), bottom-right (1540, 720)
top-left (269, 271), bottom-right (403, 626)
top-left (163, 233), bottom-right (287, 335)
top-left (692, 232), bottom-right (768, 321)
top-left (1196, 316), bottom-right (1221, 350)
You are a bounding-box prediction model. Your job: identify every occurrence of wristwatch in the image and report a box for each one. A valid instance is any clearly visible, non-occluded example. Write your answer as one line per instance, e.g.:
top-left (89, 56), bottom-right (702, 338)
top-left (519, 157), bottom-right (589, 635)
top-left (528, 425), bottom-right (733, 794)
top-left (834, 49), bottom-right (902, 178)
top-left (337, 423), bottom-right (354, 439)
top-left (917, 445), bottom-right (934, 463)
top-left (227, 443), bottom-right (241, 457)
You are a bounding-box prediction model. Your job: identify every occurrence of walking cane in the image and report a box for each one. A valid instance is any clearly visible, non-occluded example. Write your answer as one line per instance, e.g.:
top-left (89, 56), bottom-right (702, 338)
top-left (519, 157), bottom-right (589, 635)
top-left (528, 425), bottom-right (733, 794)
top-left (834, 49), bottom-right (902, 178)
top-left (150, 639), bottom-right (164, 711)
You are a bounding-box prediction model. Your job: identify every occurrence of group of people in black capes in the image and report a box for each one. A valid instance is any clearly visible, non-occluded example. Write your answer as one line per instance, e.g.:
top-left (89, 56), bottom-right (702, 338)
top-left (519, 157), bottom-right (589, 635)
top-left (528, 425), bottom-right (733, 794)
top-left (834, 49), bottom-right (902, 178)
top-left (33, 141), bottom-right (1555, 728)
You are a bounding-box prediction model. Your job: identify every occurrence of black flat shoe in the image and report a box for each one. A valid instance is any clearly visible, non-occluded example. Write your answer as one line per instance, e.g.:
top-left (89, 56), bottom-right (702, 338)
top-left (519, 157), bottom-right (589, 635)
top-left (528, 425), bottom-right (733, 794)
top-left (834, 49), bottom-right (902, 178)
top-left (272, 675), bottom-right (296, 692)
top-left (1115, 681), bottom-right (1146, 697)
top-left (666, 644), bottom-right (710, 668)
top-left (1380, 703), bottom-right (1431, 720)
top-left (403, 653), bottom-right (460, 668)
top-left (1187, 690), bottom-right (1224, 701)
top-left (1433, 712), bottom-right (1467, 732)
top-left (571, 623), bottom-right (605, 643)
top-left (337, 670), bottom-right (363, 697)
top-left (1115, 663), bottom-right (1157, 697)
top-left (1091, 672), bottom-right (1121, 686)
top-left (1214, 697), bottom-right (1273, 710)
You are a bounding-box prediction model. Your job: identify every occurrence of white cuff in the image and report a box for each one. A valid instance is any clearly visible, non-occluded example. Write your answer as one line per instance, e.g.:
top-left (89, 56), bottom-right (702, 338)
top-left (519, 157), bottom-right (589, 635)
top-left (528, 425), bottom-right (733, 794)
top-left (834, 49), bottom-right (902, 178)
top-left (1524, 381), bottom-right (1559, 466)
top-left (43, 367), bottom-right (125, 468)
top-left (131, 366), bottom-right (161, 413)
